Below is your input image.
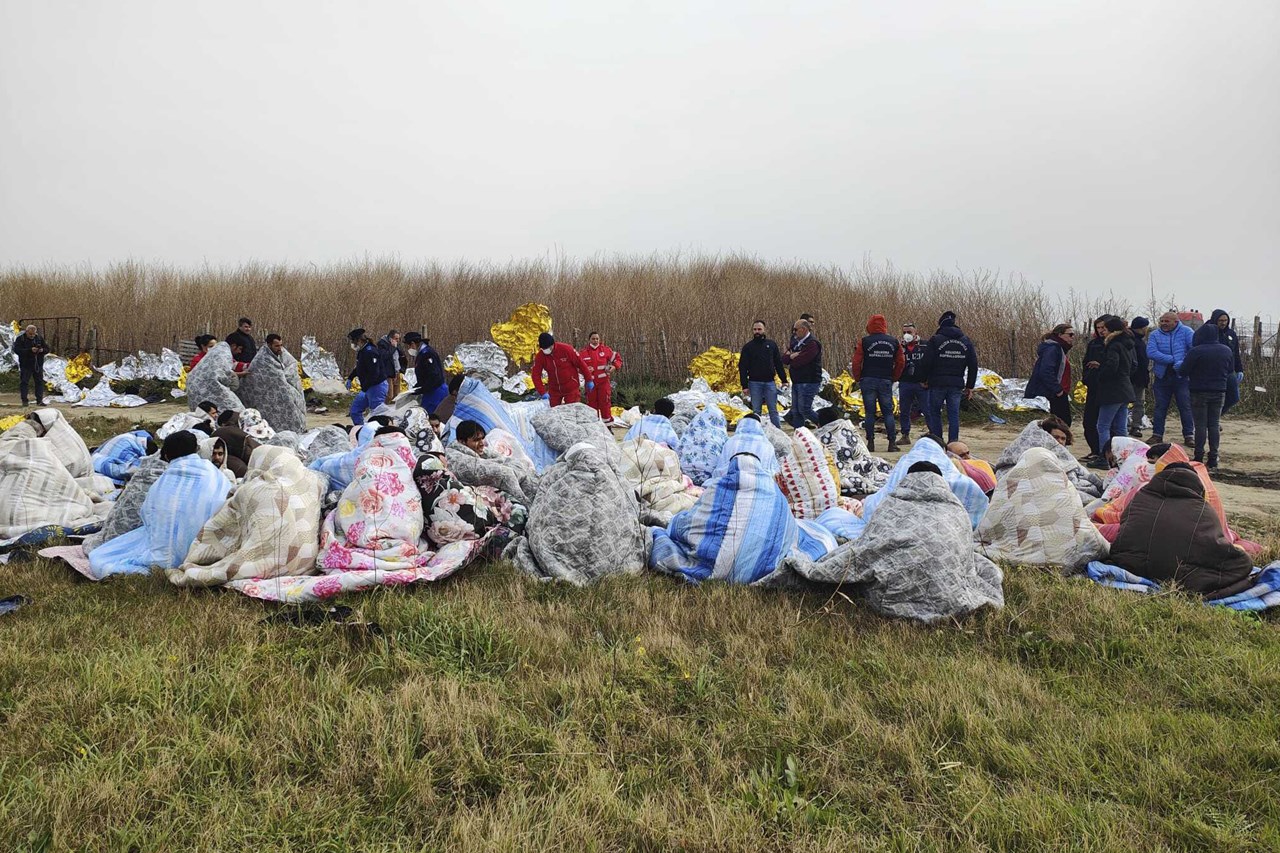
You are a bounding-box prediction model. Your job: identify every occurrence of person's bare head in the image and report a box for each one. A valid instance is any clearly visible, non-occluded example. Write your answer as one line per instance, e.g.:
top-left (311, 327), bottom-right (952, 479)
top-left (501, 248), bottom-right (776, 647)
top-left (266, 333), bottom-right (283, 355)
top-left (1158, 311), bottom-right (1178, 332)
top-left (946, 441), bottom-right (971, 460)
top-left (388, 330), bottom-right (401, 345)
top-left (1216, 312), bottom-right (1231, 330)
top-left (238, 317), bottom-right (253, 334)
top-left (751, 320), bottom-right (766, 337)
top-left (588, 331), bottom-right (601, 347)
top-left (793, 319), bottom-right (811, 337)
top-left (23, 324), bottom-right (36, 337)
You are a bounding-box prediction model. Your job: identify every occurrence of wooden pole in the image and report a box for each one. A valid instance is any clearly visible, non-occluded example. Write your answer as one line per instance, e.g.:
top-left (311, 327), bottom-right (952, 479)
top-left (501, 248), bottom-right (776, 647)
top-left (1253, 316), bottom-right (1263, 360)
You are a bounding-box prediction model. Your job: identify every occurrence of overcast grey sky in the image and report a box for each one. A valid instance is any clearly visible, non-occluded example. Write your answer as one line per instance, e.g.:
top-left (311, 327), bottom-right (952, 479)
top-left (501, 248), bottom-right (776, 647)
top-left (2, 0), bottom-right (1276, 312)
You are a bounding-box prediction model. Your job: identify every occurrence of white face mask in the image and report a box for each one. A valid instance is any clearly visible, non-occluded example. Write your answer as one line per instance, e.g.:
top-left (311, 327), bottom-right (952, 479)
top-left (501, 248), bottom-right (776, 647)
top-left (541, 347), bottom-right (552, 355)
top-left (903, 333), bottom-right (915, 342)
top-left (350, 342), bottom-right (359, 351)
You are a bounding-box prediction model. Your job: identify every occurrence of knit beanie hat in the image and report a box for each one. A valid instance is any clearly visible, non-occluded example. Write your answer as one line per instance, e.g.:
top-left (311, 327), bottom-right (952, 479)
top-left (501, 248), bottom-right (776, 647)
top-left (538, 332), bottom-right (555, 349)
top-left (1130, 316), bottom-right (1150, 331)
top-left (938, 311), bottom-right (957, 327)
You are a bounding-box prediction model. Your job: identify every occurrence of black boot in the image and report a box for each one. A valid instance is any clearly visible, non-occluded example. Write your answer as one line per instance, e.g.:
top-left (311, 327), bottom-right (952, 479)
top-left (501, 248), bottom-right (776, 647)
top-left (866, 436), bottom-right (876, 453)
top-left (887, 437), bottom-right (900, 452)
top-left (1207, 453), bottom-right (1218, 470)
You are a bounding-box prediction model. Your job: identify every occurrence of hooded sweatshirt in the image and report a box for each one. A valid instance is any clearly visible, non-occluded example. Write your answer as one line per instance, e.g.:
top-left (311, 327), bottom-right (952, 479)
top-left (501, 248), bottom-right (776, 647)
top-left (1177, 324), bottom-right (1234, 393)
top-left (1207, 310), bottom-right (1244, 373)
top-left (1091, 328), bottom-right (1136, 406)
top-left (851, 315), bottom-right (904, 381)
top-left (921, 313), bottom-right (978, 389)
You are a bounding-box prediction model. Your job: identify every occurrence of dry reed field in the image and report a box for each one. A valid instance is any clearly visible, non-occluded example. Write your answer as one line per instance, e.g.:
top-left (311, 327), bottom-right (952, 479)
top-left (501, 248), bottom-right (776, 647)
top-left (3, 256), bottom-right (1065, 377)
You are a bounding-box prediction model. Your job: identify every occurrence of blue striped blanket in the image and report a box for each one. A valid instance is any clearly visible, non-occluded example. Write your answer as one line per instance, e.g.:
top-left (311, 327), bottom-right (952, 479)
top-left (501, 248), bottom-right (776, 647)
top-left (308, 426), bottom-right (375, 493)
top-left (717, 417), bottom-right (779, 476)
top-left (91, 431), bottom-right (151, 485)
top-left (649, 452), bottom-right (836, 584)
top-left (1086, 561), bottom-right (1280, 612)
top-left (624, 414), bottom-right (680, 449)
top-left (87, 455), bottom-right (230, 579)
top-left (451, 377), bottom-right (556, 471)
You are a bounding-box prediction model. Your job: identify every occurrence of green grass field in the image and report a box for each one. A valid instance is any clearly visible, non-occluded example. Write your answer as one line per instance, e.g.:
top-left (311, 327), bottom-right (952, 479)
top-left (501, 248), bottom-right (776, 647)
top-left (2, 556), bottom-right (1277, 852)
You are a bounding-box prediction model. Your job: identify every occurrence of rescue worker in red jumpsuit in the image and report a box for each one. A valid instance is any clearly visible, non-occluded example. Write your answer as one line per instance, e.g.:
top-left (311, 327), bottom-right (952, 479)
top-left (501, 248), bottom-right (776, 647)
top-left (532, 332), bottom-right (593, 406)
top-left (579, 331), bottom-right (623, 422)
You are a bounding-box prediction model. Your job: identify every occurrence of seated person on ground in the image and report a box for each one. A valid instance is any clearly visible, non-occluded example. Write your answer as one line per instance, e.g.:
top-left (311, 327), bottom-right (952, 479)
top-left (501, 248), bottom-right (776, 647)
top-left (624, 398), bottom-right (680, 448)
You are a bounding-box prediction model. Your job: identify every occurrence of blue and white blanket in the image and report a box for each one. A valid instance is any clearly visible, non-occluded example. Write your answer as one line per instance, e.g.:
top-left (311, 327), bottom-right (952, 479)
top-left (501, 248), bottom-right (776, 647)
top-left (308, 426), bottom-right (375, 493)
top-left (855, 438), bottom-right (989, 532)
top-left (624, 414), bottom-right (680, 449)
top-left (649, 452), bottom-right (836, 584)
top-left (677, 406), bottom-right (728, 486)
top-left (716, 417), bottom-right (779, 476)
top-left (86, 455), bottom-right (230, 579)
top-left (451, 377), bottom-right (556, 471)
top-left (91, 431), bottom-right (151, 485)
top-left (1086, 561), bottom-right (1280, 612)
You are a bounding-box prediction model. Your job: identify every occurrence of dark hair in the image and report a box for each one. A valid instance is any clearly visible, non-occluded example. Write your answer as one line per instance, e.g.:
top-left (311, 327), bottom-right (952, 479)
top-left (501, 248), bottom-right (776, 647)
top-left (752, 319), bottom-right (766, 327)
top-left (1102, 436), bottom-right (1116, 455)
top-left (1038, 416), bottom-right (1073, 446)
top-left (1045, 323), bottom-right (1072, 340)
top-left (369, 415), bottom-right (394, 428)
top-left (374, 425), bottom-right (405, 437)
top-left (144, 437), bottom-right (160, 455)
top-left (652, 398), bottom-right (675, 417)
top-left (238, 317), bottom-right (253, 326)
top-left (924, 434), bottom-right (946, 448)
top-left (1093, 314), bottom-right (1113, 329)
top-left (265, 333), bottom-right (282, 344)
top-left (190, 422), bottom-right (214, 436)
top-left (588, 330), bottom-right (599, 338)
top-left (816, 406), bottom-right (843, 426)
top-left (1146, 442), bottom-right (1171, 461)
top-left (455, 420), bottom-right (485, 443)
top-left (217, 410), bottom-right (240, 427)
top-left (740, 413), bottom-right (760, 423)
top-left (448, 373), bottom-right (466, 395)
top-left (403, 332), bottom-right (423, 345)
top-left (194, 334), bottom-right (215, 347)
top-left (907, 461), bottom-right (942, 476)
top-left (197, 400), bottom-right (218, 414)
top-left (1104, 316), bottom-right (1127, 334)
top-left (160, 430), bottom-right (198, 462)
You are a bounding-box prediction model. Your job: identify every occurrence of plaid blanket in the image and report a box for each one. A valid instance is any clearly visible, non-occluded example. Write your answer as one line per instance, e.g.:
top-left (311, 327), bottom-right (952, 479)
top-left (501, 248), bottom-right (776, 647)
top-left (994, 421), bottom-right (1102, 501)
top-left (451, 377), bottom-right (556, 471)
top-left (1, 409), bottom-right (94, 480)
top-left (86, 455), bottom-right (231, 579)
top-left (171, 446), bottom-right (326, 587)
top-left (976, 448), bottom-right (1109, 570)
top-left (718, 417), bottom-right (779, 476)
top-left (91, 431), bottom-right (151, 485)
top-left (624, 414), bottom-right (680, 449)
top-left (678, 406), bottom-right (728, 486)
top-left (185, 343), bottom-right (244, 415)
top-left (0, 438), bottom-right (109, 542)
top-left (856, 438), bottom-right (989, 533)
top-left (237, 346), bottom-right (307, 434)
top-left (619, 436), bottom-right (700, 522)
top-left (774, 472), bottom-right (1004, 623)
top-left (649, 451), bottom-right (837, 585)
top-left (1086, 561), bottom-right (1280, 611)
top-left (82, 455), bottom-right (168, 554)
top-left (508, 443), bottom-right (647, 585)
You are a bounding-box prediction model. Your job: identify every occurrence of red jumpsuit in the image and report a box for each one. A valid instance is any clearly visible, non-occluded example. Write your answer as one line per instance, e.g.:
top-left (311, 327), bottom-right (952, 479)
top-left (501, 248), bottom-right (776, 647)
top-left (579, 344), bottom-right (622, 421)
top-left (532, 342), bottom-right (591, 406)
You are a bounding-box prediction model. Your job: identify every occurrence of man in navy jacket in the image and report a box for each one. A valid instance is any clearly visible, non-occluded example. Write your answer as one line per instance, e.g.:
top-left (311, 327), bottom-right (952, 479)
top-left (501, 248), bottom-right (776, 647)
top-left (1209, 309), bottom-right (1245, 413)
top-left (921, 311), bottom-right (978, 444)
top-left (1178, 323), bottom-right (1234, 467)
top-left (346, 328), bottom-right (387, 426)
top-left (405, 332), bottom-right (447, 415)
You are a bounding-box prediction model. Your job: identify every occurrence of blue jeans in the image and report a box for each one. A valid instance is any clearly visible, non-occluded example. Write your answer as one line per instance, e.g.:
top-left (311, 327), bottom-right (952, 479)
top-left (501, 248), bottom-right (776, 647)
top-left (1096, 402), bottom-right (1129, 456)
top-left (748, 381), bottom-right (782, 427)
top-left (1151, 372), bottom-right (1193, 439)
top-left (788, 382), bottom-right (820, 427)
top-left (898, 381), bottom-right (925, 438)
top-left (927, 387), bottom-right (963, 443)
top-left (1223, 371), bottom-right (1240, 413)
top-left (860, 377), bottom-right (896, 441)
top-left (349, 379), bottom-right (388, 425)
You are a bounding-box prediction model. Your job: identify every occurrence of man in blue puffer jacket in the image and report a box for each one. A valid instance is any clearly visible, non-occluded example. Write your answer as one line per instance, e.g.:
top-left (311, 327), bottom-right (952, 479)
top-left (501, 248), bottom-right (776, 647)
top-left (1145, 311), bottom-right (1194, 446)
top-left (920, 311), bottom-right (978, 444)
top-left (1177, 323), bottom-right (1234, 468)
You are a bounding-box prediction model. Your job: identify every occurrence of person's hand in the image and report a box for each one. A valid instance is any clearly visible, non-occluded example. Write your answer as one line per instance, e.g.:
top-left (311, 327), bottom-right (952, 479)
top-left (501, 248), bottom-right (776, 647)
top-left (585, 381), bottom-right (595, 391)
top-left (345, 379), bottom-right (353, 391)
top-left (1085, 361), bottom-right (1100, 369)
top-left (962, 388), bottom-right (973, 400)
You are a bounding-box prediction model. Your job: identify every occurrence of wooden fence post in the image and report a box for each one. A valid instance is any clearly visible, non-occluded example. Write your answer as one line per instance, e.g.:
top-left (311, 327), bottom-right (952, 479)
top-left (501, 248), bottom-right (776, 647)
top-left (1253, 316), bottom-right (1263, 360)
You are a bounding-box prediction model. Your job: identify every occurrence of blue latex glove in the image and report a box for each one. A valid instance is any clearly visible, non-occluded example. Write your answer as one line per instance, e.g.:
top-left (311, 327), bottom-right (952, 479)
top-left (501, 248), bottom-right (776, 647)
top-left (540, 393), bottom-right (550, 401)
top-left (345, 379), bottom-right (353, 391)
top-left (585, 381), bottom-right (595, 391)
top-left (1237, 372), bottom-right (1245, 383)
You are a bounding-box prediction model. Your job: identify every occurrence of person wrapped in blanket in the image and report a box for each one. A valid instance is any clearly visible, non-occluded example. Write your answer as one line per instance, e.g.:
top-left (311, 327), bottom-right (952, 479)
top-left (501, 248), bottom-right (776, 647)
top-left (624, 398), bottom-right (680, 449)
top-left (770, 461), bottom-right (1003, 623)
top-left (212, 410), bottom-right (262, 479)
top-left (198, 436), bottom-right (236, 484)
top-left (648, 445), bottom-right (840, 585)
top-left (1106, 462), bottom-right (1254, 599)
top-left (413, 449), bottom-right (525, 553)
top-left (944, 440), bottom-right (996, 496)
top-left (87, 431), bottom-right (231, 579)
top-left (812, 406), bottom-right (892, 495)
top-left (445, 420), bottom-right (538, 505)
top-left (90, 430), bottom-right (158, 485)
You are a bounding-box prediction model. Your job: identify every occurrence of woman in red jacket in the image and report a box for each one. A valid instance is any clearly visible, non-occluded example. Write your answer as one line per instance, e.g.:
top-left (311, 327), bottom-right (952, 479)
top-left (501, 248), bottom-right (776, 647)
top-left (579, 331), bottom-right (622, 422)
